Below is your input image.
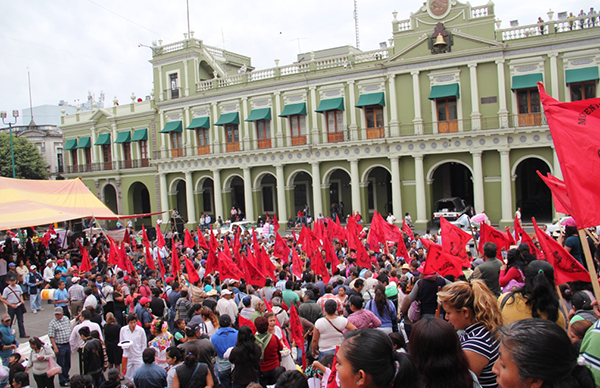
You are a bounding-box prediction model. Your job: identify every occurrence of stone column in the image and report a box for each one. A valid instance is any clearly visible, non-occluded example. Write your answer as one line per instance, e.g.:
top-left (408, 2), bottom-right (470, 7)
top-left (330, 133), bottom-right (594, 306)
top-left (388, 74), bottom-right (399, 136)
top-left (184, 171), bottom-right (197, 224)
top-left (549, 52), bottom-right (559, 98)
top-left (309, 86), bottom-right (319, 145)
top-left (471, 151), bottom-right (485, 213)
top-left (158, 65), bottom-right (163, 102)
top-left (350, 159), bottom-right (361, 217)
top-left (496, 59), bottom-right (509, 128)
top-left (411, 71), bottom-right (423, 134)
top-left (347, 80), bottom-right (358, 140)
top-left (159, 173), bottom-right (169, 223)
top-left (500, 150), bottom-right (513, 223)
top-left (212, 169), bottom-right (224, 220)
top-left (211, 103), bottom-right (220, 154)
top-left (184, 107), bottom-right (192, 155)
top-left (240, 99), bottom-right (247, 152)
top-left (275, 164), bottom-right (287, 222)
top-left (90, 126), bottom-right (97, 163)
top-left (274, 92), bottom-right (283, 147)
top-left (414, 155), bottom-right (427, 225)
top-left (160, 111), bottom-right (167, 158)
top-left (183, 59), bottom-right (189, 97)
top-left (389, 156), bottom-right (402, 221)
top-left (468, 63), bottom-right (481, 130)
top-left (111, 124), bottom-right (119, 167)
top-left (243, 167), bottom-right (254, 221)
top-left (311, 162), bottom-right (323, 217)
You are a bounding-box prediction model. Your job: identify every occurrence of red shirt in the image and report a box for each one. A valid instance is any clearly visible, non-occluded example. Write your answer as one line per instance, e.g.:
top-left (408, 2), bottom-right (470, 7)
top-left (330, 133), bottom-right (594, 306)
top-left (261, 335), bottom-right (283, 372)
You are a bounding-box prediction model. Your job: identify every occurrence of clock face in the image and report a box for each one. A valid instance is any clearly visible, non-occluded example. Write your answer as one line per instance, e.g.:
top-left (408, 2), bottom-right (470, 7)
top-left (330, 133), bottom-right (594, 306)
top-left (427, 0), bottom-right (451, 19)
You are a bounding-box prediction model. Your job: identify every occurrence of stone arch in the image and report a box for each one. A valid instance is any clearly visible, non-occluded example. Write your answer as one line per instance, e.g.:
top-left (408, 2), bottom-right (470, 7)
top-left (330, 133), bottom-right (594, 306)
top-left (427, 159), bottom-right (474, 182)
top-left (286, 168), bottom-right (312, 187)
top-left (321, 166), bottom-right (351, 186)
top-left (127, 182), bottom-right (151, 226)
top-left (511, 154), bottom-right (553, 178)
top-left (513, 156), bottom-right (553, 221)
top-left (101, 182), bottom-right (119, 214)
top-left (222, 173), bottom-right (244, 191)
top-left (361, 164), bottom-right (391, 183)
top-left (194, 175), bottom-right (214, 192)
top-left (253, 171), bottom-right (277, 190)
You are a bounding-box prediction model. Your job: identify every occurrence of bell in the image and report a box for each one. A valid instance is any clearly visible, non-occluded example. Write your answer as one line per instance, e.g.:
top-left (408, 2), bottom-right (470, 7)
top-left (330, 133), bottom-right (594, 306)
top-left (434, 34), bottom-right (447, 46)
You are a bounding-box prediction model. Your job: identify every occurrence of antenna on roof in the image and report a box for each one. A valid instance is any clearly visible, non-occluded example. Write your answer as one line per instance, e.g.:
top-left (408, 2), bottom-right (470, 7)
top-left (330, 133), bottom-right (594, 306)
top-left (354, 0), bottom-right (360, 49)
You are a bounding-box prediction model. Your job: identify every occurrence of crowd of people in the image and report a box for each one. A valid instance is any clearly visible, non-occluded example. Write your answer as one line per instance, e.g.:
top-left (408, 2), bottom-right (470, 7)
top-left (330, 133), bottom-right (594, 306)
top-left (0, 212), bottom-right (599, 388)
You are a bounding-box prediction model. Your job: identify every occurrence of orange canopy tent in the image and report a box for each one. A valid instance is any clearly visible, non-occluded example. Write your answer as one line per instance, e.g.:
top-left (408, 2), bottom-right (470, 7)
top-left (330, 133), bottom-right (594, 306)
top-left (0, 177), bottom-right (142, 230)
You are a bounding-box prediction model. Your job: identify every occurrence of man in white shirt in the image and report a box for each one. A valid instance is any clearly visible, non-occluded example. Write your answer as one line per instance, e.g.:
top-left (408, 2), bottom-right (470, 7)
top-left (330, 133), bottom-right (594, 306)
top-left (120, 314), bottom-right (147, 382)
top-left (386, 213), bottom-right (396, 224)
top-left (216, 289), bottom-right (238, 320)
top-left (69, 310), bottom-right (103, 373)
top-left (42, 260), bottom-right (55, 283)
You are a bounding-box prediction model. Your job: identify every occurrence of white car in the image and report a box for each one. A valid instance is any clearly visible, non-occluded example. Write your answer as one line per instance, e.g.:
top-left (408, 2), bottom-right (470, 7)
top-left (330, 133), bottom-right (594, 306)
top-left (212, 221), bottom-right (263, 235)
top-left (545, 217), bottom-right (572, 236)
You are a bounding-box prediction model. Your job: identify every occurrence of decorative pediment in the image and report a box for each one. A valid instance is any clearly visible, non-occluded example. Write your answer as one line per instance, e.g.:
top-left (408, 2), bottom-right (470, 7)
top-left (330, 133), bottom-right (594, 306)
top-left (87, 108), bottom-right (114, 123)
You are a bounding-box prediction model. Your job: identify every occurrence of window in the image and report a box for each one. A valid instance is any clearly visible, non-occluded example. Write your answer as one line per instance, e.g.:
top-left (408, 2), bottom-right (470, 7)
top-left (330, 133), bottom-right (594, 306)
top-left (57, 148), bottom-right (63, 173)
top-left (225, 124), bottom-right (239, 152)
top-left (122, 143), bottom-right (132, 168)
top-left (256, 120), bottom-right (271, 149)
top-left (83, 148), bottom-right (92, 172)
top-left (203, 190), bottom-right (213, 213)
top-left (365, 106), bottom-right (384, 139)
top-left (262, 186), bottom-right (274, 212)
top-left (289, 115), bottom-right (306, 145)
top-left (139, 140), bottom-right (149, 167)
top-left (70, 149), bottom-right (78, 173)
top-left (517, 88), bottom-right (542, 126)
top-left (170, 132), bottom-right (183, 157)
top-left (326, 110), bottom-right (344, 143)
top-left (101, 144), bottom-right (112, 170)
top-left (570, 81), bottom-right (596, 101)
top-left (170, 73), bottom-right (179, 99)
top-left (436, 97), bottom-right (458, 133)
top-left (196, 128), bottom-right (210, 155)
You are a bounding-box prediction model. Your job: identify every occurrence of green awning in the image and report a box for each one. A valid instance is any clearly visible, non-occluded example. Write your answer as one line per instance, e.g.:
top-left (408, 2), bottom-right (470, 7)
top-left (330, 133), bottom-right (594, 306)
top-left (114, 132), bottom-right (131, 143)
top-left (428, 84), bottom-right (460, 100)
top-left (94, 133), bottom-right (111, 146)
top-left (316, 97), bottom-right (345, 112)
top-left (159, 121), bottom-right (183, 133)
top-left (355, 92), bottom-right (386, 107)
top-left (131, 128), bottom-right (148, 141)
top-left (566, 67), bottom-right (599, 84)
top-left (64, 139), bottom-right (77, 150)
top-left (214, 112), bottom-right (240, 126)
top-left (279, 103), bottom-right (307, 117)
top-left (245, 108), bottom-right (272, 122)
top-left (186, 117), bottom-right (210, 129)
top-left (76, 137), bottom-right (91, 149)
top-left (511, 74), bottom-right (543, 90)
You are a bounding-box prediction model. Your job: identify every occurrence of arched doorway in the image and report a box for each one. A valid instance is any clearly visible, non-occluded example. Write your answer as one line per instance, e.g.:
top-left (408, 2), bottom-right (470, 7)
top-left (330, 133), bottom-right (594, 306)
top-left (230, 176), bottom-right (245, 220)
top-left (128, 182), bottom-right (151, 228)
top-left (515, 158), bottom-right (552, 221)
top-left (256, 173), bottom-right (277, 218)
top-left (174, 180), bottom-right (188, 221)
top-left (324, 169), bottom-right (352, 221)
top-left (366, 167), bottom-right (392, 220)
top-left (103, 184), bottom-right (118, 229)
top-left (430, 162), bottom-right (474, 213)
top-left (290, 171), bottom-right (313, 218)
top-left (198, 178), bottom-right (215, 219)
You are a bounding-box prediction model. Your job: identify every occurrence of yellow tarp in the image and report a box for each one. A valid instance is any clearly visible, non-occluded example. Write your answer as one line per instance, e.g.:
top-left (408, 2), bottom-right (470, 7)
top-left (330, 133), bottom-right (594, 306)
top-left (0, 177), bottom-right (118, 230)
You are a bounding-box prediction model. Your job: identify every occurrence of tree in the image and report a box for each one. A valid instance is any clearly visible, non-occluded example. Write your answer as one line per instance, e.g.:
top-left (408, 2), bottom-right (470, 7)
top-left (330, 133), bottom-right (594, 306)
top-left (0, 133), bottom-right (49, 180)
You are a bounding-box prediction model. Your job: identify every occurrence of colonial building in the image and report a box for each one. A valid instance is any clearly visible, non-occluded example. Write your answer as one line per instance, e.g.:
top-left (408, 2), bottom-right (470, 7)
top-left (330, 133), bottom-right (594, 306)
top-left (60, 1), bottom-right (600, 230)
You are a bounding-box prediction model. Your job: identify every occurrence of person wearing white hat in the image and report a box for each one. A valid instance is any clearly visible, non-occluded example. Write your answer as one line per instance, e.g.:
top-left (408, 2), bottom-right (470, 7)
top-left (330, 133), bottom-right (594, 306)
top-left (216, 289), bottom-right (238, 321)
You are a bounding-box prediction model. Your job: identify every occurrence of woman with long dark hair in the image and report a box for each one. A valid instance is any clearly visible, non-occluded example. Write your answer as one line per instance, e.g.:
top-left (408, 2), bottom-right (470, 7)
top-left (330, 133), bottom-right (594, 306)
top-left (166, 347), bottom-right (184, 388)
top-left (493, 319), bottom-right (594, 388)
top-left (365, 284), bottom-right (397, 333)
top-left (229, 326), bottom-right (262, 388)
top-left (499, 260), bottom-right (566, 328)
top-left (438, 280), bottom-right (503, 388)
top-left (172, 346), bottom-right (214, 388)
top-left (499, 249), bottom-right (527, 293)
top-left (408, 318), bottom-right (474, 388)
top-left (336, 329), bottom-right (418, 388)
top-left (560, 225), bottom-right (584, 266)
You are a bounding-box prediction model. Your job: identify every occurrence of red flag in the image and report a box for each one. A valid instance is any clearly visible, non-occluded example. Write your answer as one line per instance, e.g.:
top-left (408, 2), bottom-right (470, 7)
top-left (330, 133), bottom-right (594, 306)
top-left (373, 211), bottom-right (401, 242)
top-left (273, 214), bottom-right (280, 233)
top-left (532, 218), bottom-right (590, 284)
top-left (536, 171), bottom-right (574, 215)
top-left (346, 214), bottom-right (361, 240)
top-left (205, 229), bottom-right (219, 274)
top-left (323, 236), bottom-right (338, 265)
top-left (259, 247), bottom-right (276, 279)
top-left (367, 214), bottom-right (385, 252)
top-left (505, 226), bottom-right (516, 248)
top-left (123, 229), bottom-right (131, 245)
top-left (514, 215), bottom-right (525, 243)
top-left (79, 247), bottom-right (92, 273)
top-left (326, 347), bottom-right (340, 388)
top-left (197, 228), bottom-right (209, 250)
top-left (244, 254), bottom-right (266, 287)
top-left (292, 248), bottom-right (303, 278)
top-left (402, 221), bottom-right (414, 240)
top-left (290, 305), bottom-right (307, 369)
top-left (238, 314), bottom-right (256, 334)
top-left (327, 216), bottom-right (347, 242)
top-left (422, 242), bottom-right (463, 278)
top-left (141, 225), bottom-right (156, 270)
top-left (48, 224), bottom-right (56, 235)
top-left (107, 237), bottom-right (119, 266)
top-left (440, 217), bottom-right (473, 268)
top-left (157, 250), bottom-right (166, 279)
top-left (478, 223), bottom-right (508, 260)
top-left (350, 231), bottom-right (371, 269)
top-left (171, 238), bottom-right (180, 277)
top-left (156, 221), bottom-right (166, 248)
top-left (40, 232), bottom-right (51, 248)
top-left (185, 257), bottom-right (200, 284)
top-left (539, 83), bottom-right (600, 228)
top-left (420, 237), bottom-right (432, 251)
top-left (396, 236), bottom-right (410, 263)
top-left (184, 229), bottom-right (195, 250)
top-left (273, 233), bottom-right (291, 262)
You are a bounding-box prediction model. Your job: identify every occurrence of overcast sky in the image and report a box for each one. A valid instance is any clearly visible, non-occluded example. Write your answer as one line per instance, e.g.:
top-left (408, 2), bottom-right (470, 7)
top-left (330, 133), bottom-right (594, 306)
top-left (0, 0), bottom-right (593, 122)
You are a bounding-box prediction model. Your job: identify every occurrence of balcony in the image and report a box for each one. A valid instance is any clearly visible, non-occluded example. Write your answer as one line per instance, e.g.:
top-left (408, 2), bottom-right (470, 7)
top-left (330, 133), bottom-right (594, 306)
top-left (197, 145), bottom-right (210, 155)
top-left (171, 148), bottom-right (185, 158)
top-left (437, 121), bottom-right (458, 133)
top-left (291, 136), bottom-right (307, 146)
top-left (327, 132), bottom-right (345, 143)
top-left (257, 139), bottom-right (271, 149)
top-left (516, 113), bottom-right (543, 127)
top-left (226, 142), bottom-right (240, 152)
top-left (132, 158), bottom-right (150, 168)
top-left (366, 127), bottom-right (385, 139)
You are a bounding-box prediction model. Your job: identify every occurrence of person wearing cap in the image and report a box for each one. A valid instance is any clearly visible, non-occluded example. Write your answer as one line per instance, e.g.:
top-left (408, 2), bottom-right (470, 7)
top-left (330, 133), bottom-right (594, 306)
top-left (48, 307), bottom-right (71, 386)
top-left (177, 322), bottom-right (218, 385)
top-left (67, 276), bottom-right (85, 318)
top-left (216, 289), bottom-right (238, 321)
top-left (119, 314), bottom-right (147, 382)
top-left (26, 265), bottom-right (44, 314)
top-left (0, 274), bottom-right (27, 338)
top-left (138, 297), bottom-right (154, 337)
top-left (0, 314), bottom-right (18, 367)
top-left (54, 281), bottom-right (70, 318)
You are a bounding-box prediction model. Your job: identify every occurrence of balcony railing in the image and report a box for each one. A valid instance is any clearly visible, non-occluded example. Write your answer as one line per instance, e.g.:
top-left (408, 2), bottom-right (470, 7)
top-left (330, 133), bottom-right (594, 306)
top-left (366, 127), bottom-right (385, 139)
top-left (65, 159), bottom-right (151, 173)
top-left (171, 148), bottom-right (185, 158)
top-left (197, 145), bottom-right (210, 155)
top-left (291, 136), bottom-right (307, 146)
top-left (257, 139), bottom-right (271, 149)
top-left (132, 158), bottom-right (150, 168)
top-left (499, 12), bottom-right (599, 40)
top-left (327, 132), bottom-right (345, 143)
top-left (226, 142), bottom-right (240, 152)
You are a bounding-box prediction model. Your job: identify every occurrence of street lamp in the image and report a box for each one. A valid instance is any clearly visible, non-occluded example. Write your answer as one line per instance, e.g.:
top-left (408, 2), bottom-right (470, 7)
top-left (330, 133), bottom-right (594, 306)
top-left (1, 110), bottom-right (19, 178)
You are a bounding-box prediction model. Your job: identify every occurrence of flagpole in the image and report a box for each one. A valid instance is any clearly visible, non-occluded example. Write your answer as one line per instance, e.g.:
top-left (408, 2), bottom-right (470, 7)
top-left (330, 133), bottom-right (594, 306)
top-left (584, 228), bottom-right (599, 245)
top-left (577, 229), bottom-right (600, 303)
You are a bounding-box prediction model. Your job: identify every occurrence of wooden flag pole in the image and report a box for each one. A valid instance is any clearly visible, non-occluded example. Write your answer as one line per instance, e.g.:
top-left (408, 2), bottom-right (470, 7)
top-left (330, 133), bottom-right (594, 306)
top-left (584, 228), bottom-right (599, 245)
top-left (577, 229), bottom-right (600, 303)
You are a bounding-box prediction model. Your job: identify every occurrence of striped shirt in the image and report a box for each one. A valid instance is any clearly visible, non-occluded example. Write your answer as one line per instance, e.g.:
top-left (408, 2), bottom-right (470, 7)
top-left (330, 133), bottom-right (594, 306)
top-left (459, 323), bottom-right (499, 388)
top-left (48, 316), bottom-right (72, 344)
top-left (580, 319), bottom-right (600, 386)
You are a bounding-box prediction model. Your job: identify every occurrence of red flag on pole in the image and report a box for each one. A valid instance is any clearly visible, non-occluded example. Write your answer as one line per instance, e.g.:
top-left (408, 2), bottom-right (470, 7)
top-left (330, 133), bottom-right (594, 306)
top-left (141, 225), bottom-right (156, 270)
top-left (244, 254), bottom-right (266, 287)
top-left (326, 347), bottom-right (340, 388)
top-left (422, 242), bottom-right (463, 278)
top-left (478, 223), bottom-right (508, 260)
top-left (171, 238), bottom-right (180, 277)
top-left (238, 314), bottom-right (256, 334)
top-left (402, 221), bottom-right (414, 240)
top-left (536, 171), bottom-right (574, 215)
top-left (107, 237), bottom-right (119, 266)
top-left (533, 218), bottom-right (590, 284)
top-left (123, 229), bottom-right (131, 245)
top-left (197, 228), bottom-right (209, 250)
top-left (292, 248), bottom-right (303, 278)
top-left (505, 226), bottom-right (516, 248)
top-left (539, 83), bottom-right (600, 228)
top-left (185, 257), bottom-right (200, 284)
top-left (289, 305), bottom-right (307, 369)
top-left (440, 217), bottom-right (473, 268)
top-left (79, 247), bottom-right (92, 273)
top-left (156, 221), bottom-right (166, 248)
top-left (273, 214), bottom-right (280, 233)
top-left (350, 232), bottom-right (371, 269)
top-left (184, 229), bottom-right (195, 250)
top-left (273, 233), bottom-right (291, 262)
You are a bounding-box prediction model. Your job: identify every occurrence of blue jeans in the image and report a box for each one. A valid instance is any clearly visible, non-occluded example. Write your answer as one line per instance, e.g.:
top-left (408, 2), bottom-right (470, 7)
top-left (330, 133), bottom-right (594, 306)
top-left (56, 343), bottom-right (71, 386)
top-left (218, 370), bottom-right (232, 388)
top-left (30, 291), bottom-right (41, 312)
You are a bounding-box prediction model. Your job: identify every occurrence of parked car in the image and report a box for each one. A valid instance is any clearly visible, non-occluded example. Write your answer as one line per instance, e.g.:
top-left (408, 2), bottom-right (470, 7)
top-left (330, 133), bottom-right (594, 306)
top-left (432, 197), bottom-right (471, 225)
top-left (212, 221), bottom-right (263, 236)
top-left (545, 217), bottom-right (572, 236)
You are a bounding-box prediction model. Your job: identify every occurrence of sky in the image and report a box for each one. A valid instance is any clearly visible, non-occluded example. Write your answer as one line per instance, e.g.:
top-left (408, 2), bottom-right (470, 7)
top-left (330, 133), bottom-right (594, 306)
top-left (0, 0), bottom-right (593, 123)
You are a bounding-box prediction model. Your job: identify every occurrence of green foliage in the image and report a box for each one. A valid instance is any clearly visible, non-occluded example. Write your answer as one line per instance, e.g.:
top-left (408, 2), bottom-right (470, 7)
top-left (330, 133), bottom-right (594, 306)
top-left (0, 133), bottom-right (49, 180)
